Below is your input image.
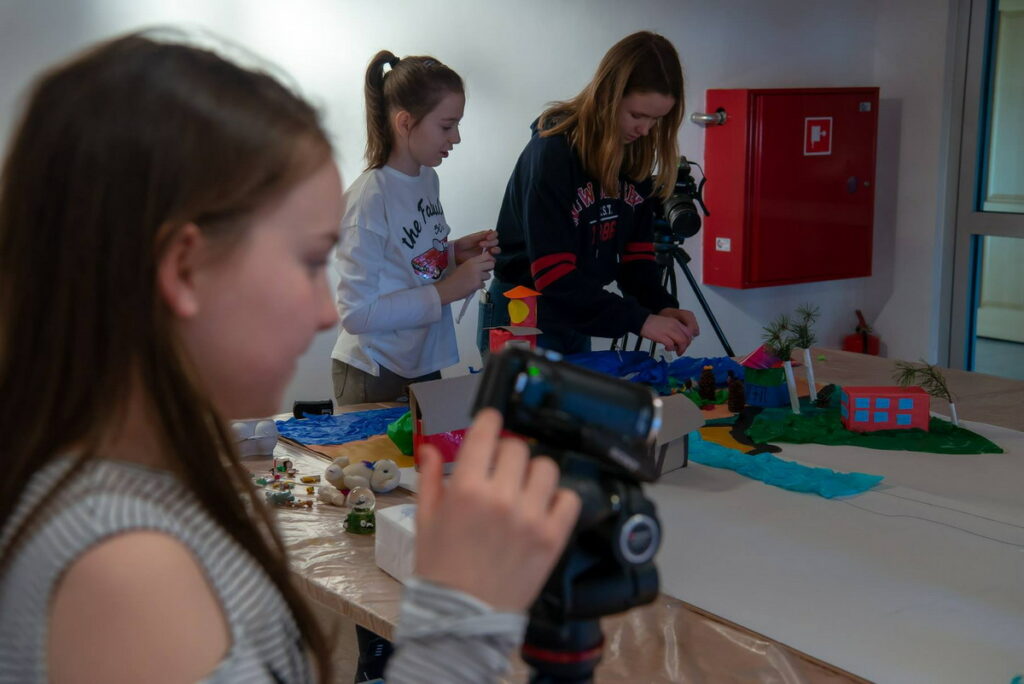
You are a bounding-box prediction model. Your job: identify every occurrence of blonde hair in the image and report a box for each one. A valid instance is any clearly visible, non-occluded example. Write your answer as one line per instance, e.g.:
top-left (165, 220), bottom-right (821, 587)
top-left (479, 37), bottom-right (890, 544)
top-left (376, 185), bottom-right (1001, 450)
top-left (363, 50), bottom-right (464, 170)
top-left (539, 31), bottom-right (684, 200)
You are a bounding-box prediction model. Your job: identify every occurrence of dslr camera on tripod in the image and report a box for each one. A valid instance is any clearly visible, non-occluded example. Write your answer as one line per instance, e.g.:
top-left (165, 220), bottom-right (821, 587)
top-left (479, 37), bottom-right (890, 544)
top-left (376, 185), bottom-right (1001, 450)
top-left (651, 156), bottom-right (709, 242)
top-left (624, 154), bottom-right (734, 356)
top-left (473, 347), bottom-right (664, 683)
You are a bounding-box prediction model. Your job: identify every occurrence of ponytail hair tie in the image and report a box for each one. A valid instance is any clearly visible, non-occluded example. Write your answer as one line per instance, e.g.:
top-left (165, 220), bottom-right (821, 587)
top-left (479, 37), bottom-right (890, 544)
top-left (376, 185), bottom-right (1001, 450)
top-left (382, 56), bottom-right (400, 76)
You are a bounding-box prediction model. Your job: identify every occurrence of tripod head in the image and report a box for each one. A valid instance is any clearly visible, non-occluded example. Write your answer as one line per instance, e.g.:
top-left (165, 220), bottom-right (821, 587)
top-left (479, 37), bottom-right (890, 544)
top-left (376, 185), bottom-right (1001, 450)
top-left (653, 230), bottom-right (693, 268)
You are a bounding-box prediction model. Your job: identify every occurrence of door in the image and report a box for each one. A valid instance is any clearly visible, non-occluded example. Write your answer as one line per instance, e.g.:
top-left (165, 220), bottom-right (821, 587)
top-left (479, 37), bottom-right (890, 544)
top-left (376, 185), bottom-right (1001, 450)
top-left (950, 0), bottom-right (1024, 379)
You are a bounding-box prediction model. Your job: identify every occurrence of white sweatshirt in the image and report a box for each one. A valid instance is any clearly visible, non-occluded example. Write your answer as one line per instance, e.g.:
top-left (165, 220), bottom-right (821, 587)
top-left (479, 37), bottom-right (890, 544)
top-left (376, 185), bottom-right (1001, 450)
top-left (332, 165), bottom-right (459, 378)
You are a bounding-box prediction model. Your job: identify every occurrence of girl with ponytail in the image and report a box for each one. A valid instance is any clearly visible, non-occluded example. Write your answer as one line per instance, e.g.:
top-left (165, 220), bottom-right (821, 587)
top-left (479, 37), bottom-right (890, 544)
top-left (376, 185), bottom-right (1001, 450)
top-left (332, 50), bottom-right (498, 404)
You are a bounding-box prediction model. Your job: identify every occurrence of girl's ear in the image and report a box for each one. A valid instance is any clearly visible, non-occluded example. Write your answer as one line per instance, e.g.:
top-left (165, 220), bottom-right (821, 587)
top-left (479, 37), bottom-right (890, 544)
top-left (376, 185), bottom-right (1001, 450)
top-left (157, 222), bottom-right (204, 318)
top-left (391, 109), bottom-right (414, 139)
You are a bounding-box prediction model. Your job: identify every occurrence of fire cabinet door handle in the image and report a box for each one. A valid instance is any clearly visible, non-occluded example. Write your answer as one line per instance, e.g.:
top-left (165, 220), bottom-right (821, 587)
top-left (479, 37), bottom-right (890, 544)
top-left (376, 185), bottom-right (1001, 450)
top-left (690, 109), bottom-right (727, 126)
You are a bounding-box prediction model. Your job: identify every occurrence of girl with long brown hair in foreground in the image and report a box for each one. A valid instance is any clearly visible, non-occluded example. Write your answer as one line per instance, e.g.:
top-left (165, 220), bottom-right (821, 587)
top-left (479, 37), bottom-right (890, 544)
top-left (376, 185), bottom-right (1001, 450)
top-left (0, 31), bottom-right (579, 684)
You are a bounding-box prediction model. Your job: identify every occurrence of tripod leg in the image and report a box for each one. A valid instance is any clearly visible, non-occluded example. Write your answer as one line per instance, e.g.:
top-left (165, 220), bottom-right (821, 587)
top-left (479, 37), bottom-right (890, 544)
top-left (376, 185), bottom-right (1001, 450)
top-left (670, 251), bottom-right (734, 356)
top-left (649, 266), bottom-right (678, 356)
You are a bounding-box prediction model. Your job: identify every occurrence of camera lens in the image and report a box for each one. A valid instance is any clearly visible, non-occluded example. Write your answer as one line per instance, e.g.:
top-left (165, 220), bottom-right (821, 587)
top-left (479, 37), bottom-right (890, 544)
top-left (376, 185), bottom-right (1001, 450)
top-left (654, 156), bottom-right (705, 240)
top-left (618, 513), bottom-right (661, 565)
top-left (663, 195), bottom-right (701, 238)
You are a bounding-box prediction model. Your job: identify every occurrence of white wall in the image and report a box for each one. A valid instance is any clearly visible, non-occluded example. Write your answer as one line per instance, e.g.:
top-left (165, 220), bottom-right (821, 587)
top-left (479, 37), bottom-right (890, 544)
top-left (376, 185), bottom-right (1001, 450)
top-left (868, 0), bottom-right (955, 362)
top-left (0, 0), bottom-right (955, 412)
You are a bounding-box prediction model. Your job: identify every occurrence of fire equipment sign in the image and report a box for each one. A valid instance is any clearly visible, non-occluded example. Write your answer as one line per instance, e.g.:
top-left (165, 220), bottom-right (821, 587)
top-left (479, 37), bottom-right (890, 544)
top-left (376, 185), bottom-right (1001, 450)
top-left (804, 117), bottom-right (832, 156)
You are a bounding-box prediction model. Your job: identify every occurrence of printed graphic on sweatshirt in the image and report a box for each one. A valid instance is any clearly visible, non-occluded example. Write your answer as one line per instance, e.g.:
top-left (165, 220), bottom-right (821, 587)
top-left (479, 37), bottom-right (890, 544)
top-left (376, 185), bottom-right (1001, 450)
top-left (590, 203), bottom-right (618, 245)
top-left (401, 197), bottom-right (449, 280)
top-left (411, 237), bottom-right (450, 280)
top-left (569, 181), bottom-right (646, 227)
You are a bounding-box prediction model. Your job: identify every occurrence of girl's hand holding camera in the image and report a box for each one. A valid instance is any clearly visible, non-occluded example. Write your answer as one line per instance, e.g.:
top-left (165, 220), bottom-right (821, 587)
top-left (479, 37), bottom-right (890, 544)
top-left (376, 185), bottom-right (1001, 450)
top-left (414, 409), bottom-right (581, 612)
top-left (434, 251), bottom-right (495, 304)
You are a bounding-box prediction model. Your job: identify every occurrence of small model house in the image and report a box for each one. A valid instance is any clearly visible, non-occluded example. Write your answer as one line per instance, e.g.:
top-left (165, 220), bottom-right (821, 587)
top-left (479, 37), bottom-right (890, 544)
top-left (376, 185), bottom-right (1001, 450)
top-left (739, 344), bottom-right (790, 408)
top-left (840, 386), bottom-right (930, 432)
top-left (487, 285), bottom-right (542, 352)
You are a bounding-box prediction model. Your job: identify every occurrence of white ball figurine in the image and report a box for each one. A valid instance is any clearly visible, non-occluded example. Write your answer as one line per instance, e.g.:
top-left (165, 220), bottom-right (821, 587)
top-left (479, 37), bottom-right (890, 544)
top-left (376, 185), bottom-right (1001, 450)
top-left (346, 486), bottom-right (376, 510)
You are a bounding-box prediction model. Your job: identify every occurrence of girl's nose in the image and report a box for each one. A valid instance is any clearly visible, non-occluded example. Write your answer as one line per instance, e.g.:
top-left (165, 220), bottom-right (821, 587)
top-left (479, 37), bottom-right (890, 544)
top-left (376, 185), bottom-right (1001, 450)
top-left (316, 277), bottom-right (338, 331)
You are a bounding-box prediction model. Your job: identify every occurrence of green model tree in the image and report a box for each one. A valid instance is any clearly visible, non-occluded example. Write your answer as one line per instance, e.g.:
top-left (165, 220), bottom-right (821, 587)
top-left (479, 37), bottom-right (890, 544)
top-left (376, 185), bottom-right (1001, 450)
top-left (763, 314), bottom-right (801, 414)
top-left (893, 360), bottom-right (960, 426)
top-left (791, 304), bottom-right (820, 403)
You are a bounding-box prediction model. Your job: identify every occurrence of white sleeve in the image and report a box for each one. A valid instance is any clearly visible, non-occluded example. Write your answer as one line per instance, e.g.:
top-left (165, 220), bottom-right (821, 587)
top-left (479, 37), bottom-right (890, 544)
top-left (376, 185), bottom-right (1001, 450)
top-left (335, 192), bottom-right (443, 335)
top-left (385, 577), bottom-right (526, 684)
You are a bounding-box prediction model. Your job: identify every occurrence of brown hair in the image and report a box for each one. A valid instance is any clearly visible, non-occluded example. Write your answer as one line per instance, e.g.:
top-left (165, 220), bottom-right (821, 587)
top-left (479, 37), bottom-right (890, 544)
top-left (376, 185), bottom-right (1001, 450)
top-left (0, 32), bottom-right (333, 680)
top-left (364, 49), bottom-right (464, 169)
top-left (539, 31), bottom-right (684, 200)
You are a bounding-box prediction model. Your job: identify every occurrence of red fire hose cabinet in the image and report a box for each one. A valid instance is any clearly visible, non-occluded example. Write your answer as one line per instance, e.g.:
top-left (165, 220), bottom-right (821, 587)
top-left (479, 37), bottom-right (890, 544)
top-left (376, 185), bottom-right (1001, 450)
top-left (701, 87), bottom-right (880, 289)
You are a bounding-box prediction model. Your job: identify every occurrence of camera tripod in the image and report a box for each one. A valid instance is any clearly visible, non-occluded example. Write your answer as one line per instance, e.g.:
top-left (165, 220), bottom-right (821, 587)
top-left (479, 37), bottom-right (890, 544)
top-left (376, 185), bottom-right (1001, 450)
top-left (613, 235), bottom-right (734, 357)
top-left (518, 456), bottom-right (661, 684)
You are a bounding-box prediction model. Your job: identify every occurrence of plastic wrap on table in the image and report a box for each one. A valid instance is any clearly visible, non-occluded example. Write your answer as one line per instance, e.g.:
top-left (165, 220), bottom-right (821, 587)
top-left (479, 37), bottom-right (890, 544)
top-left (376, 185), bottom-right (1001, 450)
top-left (269, 440), bottom-right (408, 640)
top-left (501, 599), bottom-right (869, 684)
top-left (269, 438), bottom-right (864, 683)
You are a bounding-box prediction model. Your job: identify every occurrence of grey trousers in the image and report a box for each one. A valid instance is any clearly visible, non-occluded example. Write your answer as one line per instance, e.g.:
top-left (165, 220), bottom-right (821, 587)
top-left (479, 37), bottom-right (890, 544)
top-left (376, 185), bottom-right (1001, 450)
top-left (332, 359), bottom-right (441, 406)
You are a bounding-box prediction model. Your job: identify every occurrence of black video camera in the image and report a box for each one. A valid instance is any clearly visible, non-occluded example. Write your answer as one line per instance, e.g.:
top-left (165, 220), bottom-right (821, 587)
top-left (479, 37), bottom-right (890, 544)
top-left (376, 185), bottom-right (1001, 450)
top-left (472, 347), bottom-right (663, 683)
top-left (652, 156), bottom-right (709, 241)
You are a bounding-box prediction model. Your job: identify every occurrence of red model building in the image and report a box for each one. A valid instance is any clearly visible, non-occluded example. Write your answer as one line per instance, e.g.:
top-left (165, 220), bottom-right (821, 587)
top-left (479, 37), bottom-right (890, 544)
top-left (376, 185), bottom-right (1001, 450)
top-left (840, 386), bottom-right (930, 432)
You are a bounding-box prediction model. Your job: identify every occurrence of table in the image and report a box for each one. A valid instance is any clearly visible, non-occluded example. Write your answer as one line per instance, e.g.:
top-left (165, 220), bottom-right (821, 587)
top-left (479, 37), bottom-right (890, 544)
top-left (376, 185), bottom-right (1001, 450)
top-left (649, 348), bottom-right (1024, 682)
top-left (269, 349), bottom-right (1024, 682)
top-left (270, 439), bottom-right (863, 683)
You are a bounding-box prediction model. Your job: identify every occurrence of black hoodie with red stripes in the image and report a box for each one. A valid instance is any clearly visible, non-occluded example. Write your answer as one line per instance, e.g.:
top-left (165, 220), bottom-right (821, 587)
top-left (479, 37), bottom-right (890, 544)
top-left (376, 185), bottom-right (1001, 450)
top-left (493, 122), bottom-right (678, 339)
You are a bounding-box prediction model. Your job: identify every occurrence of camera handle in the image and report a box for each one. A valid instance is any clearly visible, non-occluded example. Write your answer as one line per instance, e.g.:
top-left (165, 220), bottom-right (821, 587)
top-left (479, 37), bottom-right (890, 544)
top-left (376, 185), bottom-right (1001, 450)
top-left (694, 176), bottom-right (709, 216)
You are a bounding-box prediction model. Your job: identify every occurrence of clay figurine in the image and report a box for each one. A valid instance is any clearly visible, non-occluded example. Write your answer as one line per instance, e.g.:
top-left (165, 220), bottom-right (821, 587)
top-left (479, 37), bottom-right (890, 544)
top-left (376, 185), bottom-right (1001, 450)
top-left (727, 370), bottom-right (746, 413)
top-left (698, 365), bottom-right (717, 403)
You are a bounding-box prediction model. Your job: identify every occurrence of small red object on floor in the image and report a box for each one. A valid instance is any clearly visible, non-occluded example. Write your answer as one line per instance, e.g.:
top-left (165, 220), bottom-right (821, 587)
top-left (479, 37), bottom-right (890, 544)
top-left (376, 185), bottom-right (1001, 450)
top-left (842, 309), bottom-right (880, 355)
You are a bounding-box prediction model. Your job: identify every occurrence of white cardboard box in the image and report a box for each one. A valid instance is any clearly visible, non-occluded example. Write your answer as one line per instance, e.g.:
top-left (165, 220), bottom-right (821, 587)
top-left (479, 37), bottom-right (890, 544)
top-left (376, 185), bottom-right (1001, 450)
top-left (375, 503), bottom-right (417, 584)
